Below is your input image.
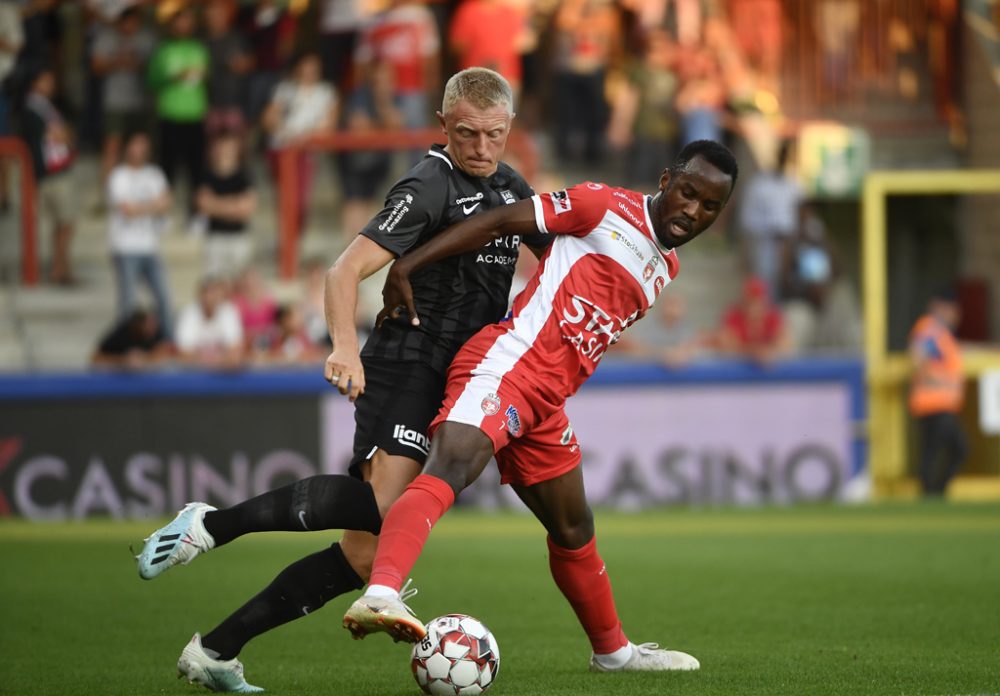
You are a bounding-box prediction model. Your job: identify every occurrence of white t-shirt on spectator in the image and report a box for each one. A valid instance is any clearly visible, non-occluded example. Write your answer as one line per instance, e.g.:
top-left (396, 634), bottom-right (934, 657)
top-left (268, 81), bottom-right (336, 147)
top-left (175, 302), bottom-right (244, 354)
top-left (107, 164), bottom-right (169, 256)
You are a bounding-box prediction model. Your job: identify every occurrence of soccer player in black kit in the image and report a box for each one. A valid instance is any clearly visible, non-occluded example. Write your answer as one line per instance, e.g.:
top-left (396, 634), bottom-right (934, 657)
top-left (135, 68), bottom-right (545, 692)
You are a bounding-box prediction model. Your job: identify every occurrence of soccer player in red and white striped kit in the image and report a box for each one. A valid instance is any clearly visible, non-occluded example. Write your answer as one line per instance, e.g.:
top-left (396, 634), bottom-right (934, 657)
top-left (344, 139), bottom-right (738, 672)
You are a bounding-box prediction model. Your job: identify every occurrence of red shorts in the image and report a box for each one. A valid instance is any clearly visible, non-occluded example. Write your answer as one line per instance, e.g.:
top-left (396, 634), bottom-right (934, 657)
top-left (429, 351), bottom-right (581, 488)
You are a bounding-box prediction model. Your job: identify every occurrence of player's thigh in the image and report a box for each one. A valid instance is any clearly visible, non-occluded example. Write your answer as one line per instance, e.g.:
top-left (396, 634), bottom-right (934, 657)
top-left (513, 466), bottom-right (594, 550)
top-left (505, 411), bottom-right (592, 549)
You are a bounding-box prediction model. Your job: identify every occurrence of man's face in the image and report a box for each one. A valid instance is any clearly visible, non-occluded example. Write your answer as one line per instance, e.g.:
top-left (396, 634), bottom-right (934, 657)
top-left (125, 135), bottom-right (150, 166)
top-left (651, 155), bottom-right (733, 248)
top-left (439, 100), bottom-right (513, 178)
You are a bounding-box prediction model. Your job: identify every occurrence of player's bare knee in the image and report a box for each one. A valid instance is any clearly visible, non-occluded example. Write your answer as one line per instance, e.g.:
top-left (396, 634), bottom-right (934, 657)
top-left (550, 509), bottom-right (595, 549)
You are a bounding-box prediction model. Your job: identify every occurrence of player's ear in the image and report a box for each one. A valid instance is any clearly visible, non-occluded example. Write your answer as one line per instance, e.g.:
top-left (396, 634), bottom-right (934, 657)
top-left (658, 168), bottom-right (672, 192)
top-left (436, 111), bottom-right (446, 132)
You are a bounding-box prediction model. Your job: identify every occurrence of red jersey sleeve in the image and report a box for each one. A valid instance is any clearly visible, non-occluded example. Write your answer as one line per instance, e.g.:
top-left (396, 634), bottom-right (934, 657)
top-left (531, 183), bottom-right (612, 238)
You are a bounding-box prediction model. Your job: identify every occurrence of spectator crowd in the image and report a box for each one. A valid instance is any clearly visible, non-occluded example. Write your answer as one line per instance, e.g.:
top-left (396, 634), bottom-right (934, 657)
top-left (0, 0), bottom-right (880, 371)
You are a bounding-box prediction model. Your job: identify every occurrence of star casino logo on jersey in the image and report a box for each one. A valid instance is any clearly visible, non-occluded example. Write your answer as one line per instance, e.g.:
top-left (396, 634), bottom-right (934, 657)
top-left (610, 230), bottom-right (644, 260)
top-left (559, 295), bottom-right (640, 363)
top-left (549, 190), bottom-right (572, 215)
top-left (505, 405), bottom-right (522, 437)
top-left (481, 393), bottom-right (501, 416)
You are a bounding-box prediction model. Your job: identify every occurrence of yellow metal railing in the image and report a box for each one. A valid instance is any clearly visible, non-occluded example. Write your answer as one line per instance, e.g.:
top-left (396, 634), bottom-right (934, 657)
top-left (862, 170), bottom-right (1000, 494)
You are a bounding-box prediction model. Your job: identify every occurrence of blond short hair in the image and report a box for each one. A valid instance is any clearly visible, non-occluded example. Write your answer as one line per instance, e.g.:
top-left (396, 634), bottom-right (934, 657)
top-left (441, 68), bottom-right (514, 115)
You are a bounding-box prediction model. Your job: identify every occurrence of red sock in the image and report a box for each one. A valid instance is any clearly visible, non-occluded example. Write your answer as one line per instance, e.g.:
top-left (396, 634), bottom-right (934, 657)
top-left (547, 536), bottom-right (628, 654)
top-left (368, 474), bottom-right (456, 591)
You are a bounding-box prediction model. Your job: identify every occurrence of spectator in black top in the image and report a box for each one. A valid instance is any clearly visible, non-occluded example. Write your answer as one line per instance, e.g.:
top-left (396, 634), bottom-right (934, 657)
top-left (91, 308), bottom-right (172, 369)
top-left (21, 66), bottom-right (76, 284)
top-left (196, 131), bottom-right (257, 278)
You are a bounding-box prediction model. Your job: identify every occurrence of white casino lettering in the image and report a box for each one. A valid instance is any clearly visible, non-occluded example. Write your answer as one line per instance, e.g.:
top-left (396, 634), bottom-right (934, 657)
top-left (558, 295), bottom-right (640, 363)
top-left (454, 192), bottom-right (485, 205)
top-left (378, 193), bottom-right (414, 232)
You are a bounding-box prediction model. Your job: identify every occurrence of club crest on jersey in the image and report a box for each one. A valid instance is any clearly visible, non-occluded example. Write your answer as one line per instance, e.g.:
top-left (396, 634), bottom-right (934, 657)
top-left (505, 405), bottom-right (522, 437)
top-left (500, 190), bottom-right (517, 205)
top-left (654, 276), bottom-right (666, 296)
top-left (481, 393), bottom-right (501, 416)
top-left (549, 190), bottom-right (572, 215)
top-left (643, 256), bottom-right (659, 281)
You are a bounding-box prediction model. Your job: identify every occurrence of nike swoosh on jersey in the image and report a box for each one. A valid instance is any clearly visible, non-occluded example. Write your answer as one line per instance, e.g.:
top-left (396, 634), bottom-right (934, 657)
top-left (463, 203), bottom-right (481, 215)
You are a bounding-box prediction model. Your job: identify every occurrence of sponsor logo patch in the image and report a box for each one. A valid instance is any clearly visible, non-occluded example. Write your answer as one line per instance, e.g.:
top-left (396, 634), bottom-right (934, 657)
top-left (505, 405), bottom-right (522, 437)
top-left (560, 424), bottom-right (574, 446)
top-left (549, 190), bottom-right (572, 215)
top-left (481, 393), bottom-right (501, 416)
top-left (611, 230), bottom-right (644, 260)
top-left (392, 424), bottom-right (429, 455)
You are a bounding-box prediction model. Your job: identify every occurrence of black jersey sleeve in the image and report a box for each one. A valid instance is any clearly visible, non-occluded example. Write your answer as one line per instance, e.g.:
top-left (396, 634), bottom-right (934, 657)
top-left (360, 167), bottom-right (448, 257)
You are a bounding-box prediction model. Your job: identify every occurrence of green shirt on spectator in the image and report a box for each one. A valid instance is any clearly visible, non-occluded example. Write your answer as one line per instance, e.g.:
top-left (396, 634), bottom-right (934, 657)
top-left (147, 38), bottom-right (209, 122)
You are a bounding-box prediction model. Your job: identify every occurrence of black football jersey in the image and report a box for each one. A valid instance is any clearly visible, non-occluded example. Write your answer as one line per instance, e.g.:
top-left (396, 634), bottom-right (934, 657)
top-left (360, 144), bottom-right (545, 374)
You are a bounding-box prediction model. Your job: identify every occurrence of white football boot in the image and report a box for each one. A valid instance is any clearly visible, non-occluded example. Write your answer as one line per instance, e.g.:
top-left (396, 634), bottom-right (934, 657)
top-left (590, 642), bottom-right (701, 672)
top-left (177, 633), bottom-right (264, 693)
top-left (136, 502), bottom-right (217, 579)
top-left (343, 579), bottom-right (426, 643)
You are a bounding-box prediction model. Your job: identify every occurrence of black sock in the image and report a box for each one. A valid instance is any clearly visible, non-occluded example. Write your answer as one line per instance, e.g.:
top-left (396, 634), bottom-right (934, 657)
top-left (202, 475), bottom-right (382, 547)
top-left (201, 542), bottom-right (364, 660)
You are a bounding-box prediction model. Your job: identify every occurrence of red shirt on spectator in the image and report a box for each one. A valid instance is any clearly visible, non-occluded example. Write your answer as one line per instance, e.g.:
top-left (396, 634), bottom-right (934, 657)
top-left (449, 0), bottom-right (526, 87)
top-left (355, 2), bottom-right (439, 93)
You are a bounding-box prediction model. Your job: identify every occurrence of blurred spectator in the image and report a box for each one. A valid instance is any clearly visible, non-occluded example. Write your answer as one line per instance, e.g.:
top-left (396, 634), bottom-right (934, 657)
top-left (197, 131), bottom-right (257, 277)
top-left (175, 275), bottom-right (244, 368)
top-left (610, 293), bottom-right (705, 368)
top-left (204, 0), bottom-right (253, 137)
top-left (91, 7), bottom-right (155, 197)
top-left (908, 288), bottom-right (967, 497)
top-left (716, 276), bottom-right (791, 365)
top-left (147, 5), bottom-right (208, 216)
top-left (298, 256), bottom-right (330, 346)
top-left (336, 60), bottom-right (399, 244)
top-left (22, 67), bottom-right (76, 285)
top-left (0, 0), bottom-right (23, 212)
top-left (354, 0), bottom-right (440, 144)
top-left (318, 0), bottom-right (366, 92)
top-left (674, 44), bottom-right (725, 146)
top-left (262, 50), bottom-right (336, 238)
top-left (91, 308), bottom-right (172, 369)
top-left (815, 0), bottom-right (860, 98)
top-left (448, 0), bottom-right (529, 97)
top-left (607, 28), bottom-right (679, 188)
top-left (263, 304), bottom-right (323, 365)
top-left (231, 265), bottom-right (278, 353)
top-left (238, 0), bottom-right (298, 124)
top-left (18, 0), bottom-right (62, 74)
top-left (726, 0), bottom-right (783, 91)
top-left (737, 139), bottom-right (803, 295)
top-left (551, 0), bottom-right (621, 164)
top-left (107, 131), bottom-right (173, 337)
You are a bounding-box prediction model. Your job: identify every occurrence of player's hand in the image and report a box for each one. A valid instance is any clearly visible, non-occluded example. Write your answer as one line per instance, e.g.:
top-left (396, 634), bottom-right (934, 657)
top-left (324, 348), bottom-right (365, 402)
top-left (376, 262), bottom-right (419, 329)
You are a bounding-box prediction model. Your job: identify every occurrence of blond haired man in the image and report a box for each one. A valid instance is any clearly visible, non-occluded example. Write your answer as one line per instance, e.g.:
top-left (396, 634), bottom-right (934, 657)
top-left (136, 68), bottom-right (546, 692)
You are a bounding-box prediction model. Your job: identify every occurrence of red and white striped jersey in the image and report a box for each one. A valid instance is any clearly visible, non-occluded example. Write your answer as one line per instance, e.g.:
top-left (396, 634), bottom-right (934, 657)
top-left (460, 182), bottom-right (679, 408)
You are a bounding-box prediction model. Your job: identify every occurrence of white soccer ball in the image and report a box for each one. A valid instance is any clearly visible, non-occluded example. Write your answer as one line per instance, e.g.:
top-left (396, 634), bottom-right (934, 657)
top-left (410, 614), bottom-right (500, 695)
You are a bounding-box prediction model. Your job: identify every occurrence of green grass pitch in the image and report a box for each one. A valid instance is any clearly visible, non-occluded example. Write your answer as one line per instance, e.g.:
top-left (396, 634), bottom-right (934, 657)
top-left (2, 503), bottom-right (999, 696)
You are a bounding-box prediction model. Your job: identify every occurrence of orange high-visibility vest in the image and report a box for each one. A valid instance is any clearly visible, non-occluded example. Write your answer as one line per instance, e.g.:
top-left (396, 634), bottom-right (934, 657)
top-left (908, 314), bottom-right (964, 416)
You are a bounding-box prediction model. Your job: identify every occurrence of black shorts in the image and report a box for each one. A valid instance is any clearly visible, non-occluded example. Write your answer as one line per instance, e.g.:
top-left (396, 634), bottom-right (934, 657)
top-left (348, 357), bottom-right (447, 479)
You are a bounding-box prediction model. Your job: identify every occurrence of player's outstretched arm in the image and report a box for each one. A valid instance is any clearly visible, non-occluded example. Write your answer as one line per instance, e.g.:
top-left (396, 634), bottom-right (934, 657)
top-left (325, 235), bottom-right (396, 401)
top-left (378, 200), bottom-right (539, 327)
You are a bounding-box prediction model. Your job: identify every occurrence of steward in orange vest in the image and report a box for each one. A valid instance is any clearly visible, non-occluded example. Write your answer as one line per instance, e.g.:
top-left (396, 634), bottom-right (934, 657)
top-left (908, 289), bottom-right (968, 496)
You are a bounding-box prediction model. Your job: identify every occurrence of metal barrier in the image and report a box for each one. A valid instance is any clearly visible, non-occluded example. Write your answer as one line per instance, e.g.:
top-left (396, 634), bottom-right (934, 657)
top-left (0, 137), bottom-right (38, 286)
top-left (275, 128), bottom-right (539, 279)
